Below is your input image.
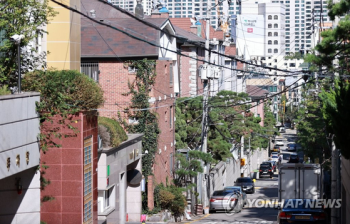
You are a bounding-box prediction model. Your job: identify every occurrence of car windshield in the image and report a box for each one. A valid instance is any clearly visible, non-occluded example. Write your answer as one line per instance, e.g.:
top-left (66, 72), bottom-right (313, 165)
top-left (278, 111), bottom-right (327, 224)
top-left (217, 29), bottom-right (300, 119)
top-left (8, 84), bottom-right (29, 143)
top-left (272, 156), bottom-right (278, 158)
top-left (213, 191), bottom-right (228, 196)
top-left (236, 178), bottom-right (252, 183)
top-left (260, 165), bottom-right (270, 168)
top-left (283, 154), bottom-right (290, 159)
top-left (290, 155), bottom-right (298, 159)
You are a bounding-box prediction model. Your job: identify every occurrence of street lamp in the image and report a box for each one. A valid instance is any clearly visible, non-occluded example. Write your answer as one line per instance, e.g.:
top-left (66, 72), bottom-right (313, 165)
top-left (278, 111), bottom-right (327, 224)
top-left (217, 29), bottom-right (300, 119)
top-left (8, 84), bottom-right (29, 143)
top-left (10, 34), bottom-right (25, 93)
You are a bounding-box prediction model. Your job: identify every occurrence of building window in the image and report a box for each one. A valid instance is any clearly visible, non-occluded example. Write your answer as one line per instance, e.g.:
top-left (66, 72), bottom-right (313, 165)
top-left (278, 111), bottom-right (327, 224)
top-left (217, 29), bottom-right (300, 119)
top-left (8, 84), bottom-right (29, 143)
top-left (274, 24), bottom-right (278, 28)
top-left (268, 49), bottom-right (272, 53)
top-left (268, 15), bottom-right (272, 20)
top-left (274, 40), bottom-right (278, 45)
top-left (268, 24), bottom-right (272, 28)
top-left (169, 64), bottom-right (173, 84)
top-left (268, 32), bottom-right (272, 36)
top-left (274, 32), bottom-right (278, 36)
top-left (274, 49), bottom-right (278, 53)
top-left (170, 106), bottom-right (173, 128)
top-left (274, 15), bottom-right (278, 20)
top-left (268, 40), bottom-right (272, 45)
top-left (84, 137), bottom-right (93, 223)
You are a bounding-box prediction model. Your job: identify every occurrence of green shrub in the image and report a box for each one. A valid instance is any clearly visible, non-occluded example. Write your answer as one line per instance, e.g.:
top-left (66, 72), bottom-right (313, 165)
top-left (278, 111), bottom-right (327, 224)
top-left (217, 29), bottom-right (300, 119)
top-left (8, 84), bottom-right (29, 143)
top-left (22, 70), bottom-right (104, 114)
top-left (99, 117), bottom-right (127, 148)
top-left (0, 85), bottom-right (11, 95)
top-left (159, 189), bottom-right (175, 209)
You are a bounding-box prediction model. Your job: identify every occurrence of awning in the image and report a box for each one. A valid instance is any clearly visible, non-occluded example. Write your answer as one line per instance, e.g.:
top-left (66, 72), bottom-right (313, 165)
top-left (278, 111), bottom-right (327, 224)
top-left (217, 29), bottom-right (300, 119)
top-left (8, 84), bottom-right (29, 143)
top-left (127, 169), bottom-right (142, 185)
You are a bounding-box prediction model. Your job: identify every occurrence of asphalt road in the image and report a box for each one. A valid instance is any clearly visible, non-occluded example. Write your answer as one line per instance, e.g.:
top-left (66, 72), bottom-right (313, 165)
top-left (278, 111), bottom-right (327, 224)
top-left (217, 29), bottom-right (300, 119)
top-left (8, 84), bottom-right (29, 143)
top-left (189, 129), bottom-right (300, 224)
top-left (190, 176), bottom-right (279, 224)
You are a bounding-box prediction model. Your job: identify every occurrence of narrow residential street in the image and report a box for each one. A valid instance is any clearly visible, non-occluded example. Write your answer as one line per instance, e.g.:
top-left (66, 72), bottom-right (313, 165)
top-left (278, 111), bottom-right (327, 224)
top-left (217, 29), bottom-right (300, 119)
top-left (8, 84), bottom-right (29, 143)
top-left (189, 127), bottom-right (298, 224)
top-left (190, 177), bottom-right (279, 224)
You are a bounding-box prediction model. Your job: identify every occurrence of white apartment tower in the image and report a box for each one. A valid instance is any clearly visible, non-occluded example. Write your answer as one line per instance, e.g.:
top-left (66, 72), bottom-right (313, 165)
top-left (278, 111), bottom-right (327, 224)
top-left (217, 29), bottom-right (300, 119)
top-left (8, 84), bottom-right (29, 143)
top-left (284, 0), bottom-right (329, 54)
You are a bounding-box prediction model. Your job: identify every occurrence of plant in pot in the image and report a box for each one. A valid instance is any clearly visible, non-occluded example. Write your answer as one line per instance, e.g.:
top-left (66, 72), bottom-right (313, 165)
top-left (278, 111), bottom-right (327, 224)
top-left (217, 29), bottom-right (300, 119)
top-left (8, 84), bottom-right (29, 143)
top-left (194, 192), bottom-right (203, 215)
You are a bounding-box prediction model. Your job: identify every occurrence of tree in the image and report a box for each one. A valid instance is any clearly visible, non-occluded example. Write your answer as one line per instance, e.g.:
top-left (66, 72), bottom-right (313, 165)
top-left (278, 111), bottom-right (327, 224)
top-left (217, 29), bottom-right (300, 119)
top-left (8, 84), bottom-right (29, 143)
top-left (320, 79), bottom-right (350, 159)
top-left (0, 0), bottom-right (57, 86)
top-left (175, 90), bottom-right (270, 161)
top-left (294, 83), bottom-right (330, 162)
top-left (303, 0), bottom-right (350, 159)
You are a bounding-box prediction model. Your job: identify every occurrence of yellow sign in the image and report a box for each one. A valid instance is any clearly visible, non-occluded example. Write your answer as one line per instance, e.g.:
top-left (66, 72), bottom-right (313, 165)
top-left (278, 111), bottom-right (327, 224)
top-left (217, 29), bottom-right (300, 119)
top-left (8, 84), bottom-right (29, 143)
top-left (240, 158), bottom-right (246, 166)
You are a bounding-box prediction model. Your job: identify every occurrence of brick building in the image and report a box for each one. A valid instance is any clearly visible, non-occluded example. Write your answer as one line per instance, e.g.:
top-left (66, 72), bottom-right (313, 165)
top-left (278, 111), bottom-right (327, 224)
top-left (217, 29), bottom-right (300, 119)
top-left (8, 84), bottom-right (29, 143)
top-left (41, 112), bottom-right (99, 224)
top-left (80, 0), bottom-right (177, 210)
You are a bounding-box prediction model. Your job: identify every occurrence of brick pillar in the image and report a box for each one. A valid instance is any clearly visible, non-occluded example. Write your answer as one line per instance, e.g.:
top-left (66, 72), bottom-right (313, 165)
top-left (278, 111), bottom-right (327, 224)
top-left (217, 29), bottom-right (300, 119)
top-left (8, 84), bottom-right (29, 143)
top-left (147, 175), bottom-right (154, 210)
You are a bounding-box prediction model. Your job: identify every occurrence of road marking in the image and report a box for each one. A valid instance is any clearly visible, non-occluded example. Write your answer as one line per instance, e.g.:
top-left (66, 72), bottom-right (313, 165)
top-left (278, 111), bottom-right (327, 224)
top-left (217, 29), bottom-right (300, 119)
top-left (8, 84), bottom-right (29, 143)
top-left (184, 221), bottom-right (276, 224)
top-left (185, 214), bottom-right (210, 224)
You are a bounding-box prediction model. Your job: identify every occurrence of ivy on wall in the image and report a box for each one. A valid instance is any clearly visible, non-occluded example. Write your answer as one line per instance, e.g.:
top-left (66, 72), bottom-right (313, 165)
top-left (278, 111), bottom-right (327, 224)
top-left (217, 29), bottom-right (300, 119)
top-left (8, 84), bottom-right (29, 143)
top-left (118, 59), bottom-right (159, 212)
top-left (22, 70), bottom-right (104, 198)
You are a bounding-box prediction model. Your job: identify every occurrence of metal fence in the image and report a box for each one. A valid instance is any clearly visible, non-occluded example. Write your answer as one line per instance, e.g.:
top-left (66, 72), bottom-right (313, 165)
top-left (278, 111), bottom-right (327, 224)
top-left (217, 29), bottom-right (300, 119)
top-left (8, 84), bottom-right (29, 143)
top-left (81, 62), bottom-right (99, 83)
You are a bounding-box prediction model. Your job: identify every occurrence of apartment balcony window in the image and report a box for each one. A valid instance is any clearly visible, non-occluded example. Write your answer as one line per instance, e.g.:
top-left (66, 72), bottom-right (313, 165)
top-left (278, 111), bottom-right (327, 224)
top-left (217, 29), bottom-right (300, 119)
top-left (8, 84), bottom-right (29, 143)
top-left (274, 40), bottom-right (278, 45)
top-left (268, 32), bottom-right (272, 36)
top-left (268, 15), bottom-right (272, 20)
top-left (274, 49), bottom-right (278, 53)
top-left (274, 24), bottom-right (278, 28)
top-left (268, 40), bottom-right (272, 45)
top-left (268, 49), bottom-right (272, 53)
top-left (274, 15), bottom-right (278, 19)
top-left (268, 24), bottom-right (272, 28)
top-left (274, 32), bottom-right (278, 36)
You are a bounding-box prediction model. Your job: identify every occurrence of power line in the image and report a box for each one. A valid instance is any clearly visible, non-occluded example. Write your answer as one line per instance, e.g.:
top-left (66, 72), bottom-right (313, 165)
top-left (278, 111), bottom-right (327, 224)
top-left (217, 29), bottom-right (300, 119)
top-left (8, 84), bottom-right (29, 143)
top-left (82, 0), bottom-right (313, 74)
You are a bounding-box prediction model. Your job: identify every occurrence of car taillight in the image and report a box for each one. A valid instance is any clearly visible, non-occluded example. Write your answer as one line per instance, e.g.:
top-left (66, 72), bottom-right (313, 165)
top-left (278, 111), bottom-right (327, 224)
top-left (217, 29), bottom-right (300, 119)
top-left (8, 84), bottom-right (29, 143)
top-left (259, 170), bottom-right (262, 172)
top-left (279, 212), bottom-right (291, 219)
top-left (269, 169), bottom-right (272, 172)
top-left (313, 212), bottom-right (326, 220)
top-left (210, 198), bottom-right (216, 202)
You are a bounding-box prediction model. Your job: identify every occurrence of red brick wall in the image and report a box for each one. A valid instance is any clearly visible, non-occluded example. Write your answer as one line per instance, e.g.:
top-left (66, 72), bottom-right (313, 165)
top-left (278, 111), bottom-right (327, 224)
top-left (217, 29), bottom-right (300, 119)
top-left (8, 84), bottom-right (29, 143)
top-left (41, 112), bottom-right (98, 224)
top-left (97, 59), bottom-right (175, 209)
top-left (179, 47), bottom-right (191, 97)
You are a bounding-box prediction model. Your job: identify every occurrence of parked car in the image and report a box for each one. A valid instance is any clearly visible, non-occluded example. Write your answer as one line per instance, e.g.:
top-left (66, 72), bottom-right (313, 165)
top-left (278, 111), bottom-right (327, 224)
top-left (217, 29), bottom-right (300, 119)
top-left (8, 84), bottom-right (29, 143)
top-left (259, 164), bottom-right (273, 178)
top-left (271, 152), bottom-right (279, 157)
top-left (262, 161), bottom-right (276, 172)
top-left (273, 146), bottom-right (281, 152)
top-left (288, 143), bottom-right (296, 151)
top-left (288, 153), bottom-right (300, 163)
top-left (209, 190), bottom-right (242, 213)
top-left (271, 155), bottom-right (279, 163)
top-left (275, 140), bottom-right (285, 147)
top-left (234, 177), bottom-right (255, 194)
top-left (224, 186), bottom-right (247, 206)
top-left (277, 199), bottom-right (327, 224)
top-left (281, 153), bottom-right (291, 161)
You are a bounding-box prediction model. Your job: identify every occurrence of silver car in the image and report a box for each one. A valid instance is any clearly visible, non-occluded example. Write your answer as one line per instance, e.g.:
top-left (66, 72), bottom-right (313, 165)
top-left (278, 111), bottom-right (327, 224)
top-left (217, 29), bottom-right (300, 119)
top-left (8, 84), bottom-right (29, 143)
top-left (209, 190), bottom-right (243, 213)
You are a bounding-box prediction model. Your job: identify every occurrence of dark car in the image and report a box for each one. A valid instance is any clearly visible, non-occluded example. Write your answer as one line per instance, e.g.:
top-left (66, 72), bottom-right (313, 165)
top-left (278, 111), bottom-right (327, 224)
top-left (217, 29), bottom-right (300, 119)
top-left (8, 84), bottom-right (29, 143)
top-left (234, 177), bottom-right (255, 194)
top-left (262, 161), bottom-right (276, 172)
top-left (288, 154), bottom-right (300, 163)
top-left (259, 164), bottom-right (273, 178)
top-left (277, 199), bottom-right (327, 224)
top-left (282, 153), bottom-right (291, 161)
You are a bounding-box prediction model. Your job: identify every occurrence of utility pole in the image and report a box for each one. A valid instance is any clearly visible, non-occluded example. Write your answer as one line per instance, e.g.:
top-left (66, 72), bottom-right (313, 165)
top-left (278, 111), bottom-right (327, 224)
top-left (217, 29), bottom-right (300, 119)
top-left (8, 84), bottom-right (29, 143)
top-left (331, 138), bottom-right (338, 224)
top-left (199, 13), bottom-right (211, 213)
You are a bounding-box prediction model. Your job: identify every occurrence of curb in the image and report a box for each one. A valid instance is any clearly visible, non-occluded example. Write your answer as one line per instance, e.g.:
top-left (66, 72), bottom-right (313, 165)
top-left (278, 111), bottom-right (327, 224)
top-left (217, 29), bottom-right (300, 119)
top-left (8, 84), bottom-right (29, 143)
top-left (183, 214), bottom-right (210, 224)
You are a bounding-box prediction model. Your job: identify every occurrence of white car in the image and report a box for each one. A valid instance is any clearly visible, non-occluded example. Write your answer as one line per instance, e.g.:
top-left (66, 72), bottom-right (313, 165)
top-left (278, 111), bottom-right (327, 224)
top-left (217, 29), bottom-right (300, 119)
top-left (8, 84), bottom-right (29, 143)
top-left (271, 152), bottom-right (279, 157)
top-left (275, 140), bottom-right (284, 146)
top-left (271, 155), bottom-right (279, 163)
